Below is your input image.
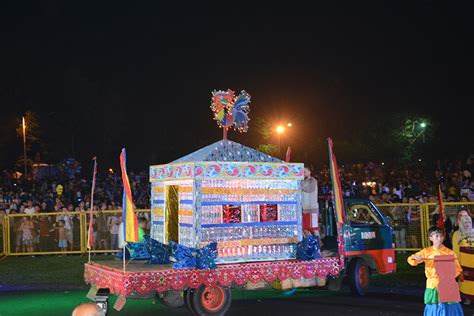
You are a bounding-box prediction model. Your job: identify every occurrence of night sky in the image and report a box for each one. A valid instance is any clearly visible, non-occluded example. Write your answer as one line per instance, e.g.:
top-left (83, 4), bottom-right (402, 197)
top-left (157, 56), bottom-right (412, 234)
top-left (0, 2), bottom-right (472, 172)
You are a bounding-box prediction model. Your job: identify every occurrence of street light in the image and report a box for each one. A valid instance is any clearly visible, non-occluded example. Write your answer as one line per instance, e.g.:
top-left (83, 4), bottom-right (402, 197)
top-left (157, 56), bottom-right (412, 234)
top-left (410, 120), bottom-right (428, 144)
top-left (22, 116), bottom-right (27, 178)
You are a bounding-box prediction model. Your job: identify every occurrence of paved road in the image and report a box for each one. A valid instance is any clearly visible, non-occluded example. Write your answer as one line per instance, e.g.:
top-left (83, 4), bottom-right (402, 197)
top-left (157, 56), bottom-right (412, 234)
top-left (119, 288), bottom-right (474, 316)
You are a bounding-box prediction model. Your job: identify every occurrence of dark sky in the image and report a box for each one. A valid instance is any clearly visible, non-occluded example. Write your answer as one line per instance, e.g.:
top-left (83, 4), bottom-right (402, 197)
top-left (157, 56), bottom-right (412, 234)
top-left (0, 2), bottom-right (473, 172)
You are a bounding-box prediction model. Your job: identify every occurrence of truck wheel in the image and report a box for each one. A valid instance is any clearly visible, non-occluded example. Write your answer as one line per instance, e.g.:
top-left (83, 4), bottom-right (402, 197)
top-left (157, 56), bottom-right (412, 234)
top-left (159, 290), bottom-right (185, 308)
top-left (190, 284), bottom-right (232, 315)
top-left (348, 259), bottom-right (369, 296)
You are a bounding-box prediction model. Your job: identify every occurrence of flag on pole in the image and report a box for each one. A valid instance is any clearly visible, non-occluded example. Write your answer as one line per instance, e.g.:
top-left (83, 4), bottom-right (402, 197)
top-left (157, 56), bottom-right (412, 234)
top-left (285, 146), bottom-right (292, 162)
top-left (437, 183), bottom-right (445, 232)
top-left (87, 157), bottom-right (97, 249)
top-left (328, 138), bottom-right (346, 224)
top-left (120, 148), bottom-right (139, 242)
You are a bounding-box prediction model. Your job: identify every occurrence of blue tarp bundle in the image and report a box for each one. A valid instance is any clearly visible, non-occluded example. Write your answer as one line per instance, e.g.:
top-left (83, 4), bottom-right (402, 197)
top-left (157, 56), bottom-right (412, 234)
top-left (170, 241), bottom-right (218, 269)
top-left (296, 235), bottom-right (321, 260)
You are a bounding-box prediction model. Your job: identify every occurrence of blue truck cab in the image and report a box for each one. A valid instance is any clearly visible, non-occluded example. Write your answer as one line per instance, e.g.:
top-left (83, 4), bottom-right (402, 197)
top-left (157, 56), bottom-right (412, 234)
top-left (323, 197), bottom-right (396, 295)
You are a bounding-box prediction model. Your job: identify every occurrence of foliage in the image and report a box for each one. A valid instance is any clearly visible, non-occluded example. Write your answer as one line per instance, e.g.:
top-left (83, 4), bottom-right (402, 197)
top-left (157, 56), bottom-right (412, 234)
top-left (253, 117), bottom-right (273, 140)
top-left (256, 144), bottom-right (278, 156)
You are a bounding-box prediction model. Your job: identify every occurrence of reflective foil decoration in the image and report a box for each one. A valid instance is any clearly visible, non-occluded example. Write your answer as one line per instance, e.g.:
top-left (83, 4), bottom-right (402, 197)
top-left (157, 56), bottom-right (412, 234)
top-left (144, 235), bottom-right (171, 264)
top-left (170, 241), bottom-right (198, 269)
top-left (196, 242), bottom-right (218, 270)
top-left (296, 236), bottom-right (321, 260)
top-left (165, 185), bottom-right (179, 244)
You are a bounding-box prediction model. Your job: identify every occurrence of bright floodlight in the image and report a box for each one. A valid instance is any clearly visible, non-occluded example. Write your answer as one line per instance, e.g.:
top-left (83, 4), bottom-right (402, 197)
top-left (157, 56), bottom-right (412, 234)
top-left (287, 123), bottom-right (292, 127)
top-left (420, 122), bottom-right (426, 128)
top-left (276, 126), bottom-right (285, 134)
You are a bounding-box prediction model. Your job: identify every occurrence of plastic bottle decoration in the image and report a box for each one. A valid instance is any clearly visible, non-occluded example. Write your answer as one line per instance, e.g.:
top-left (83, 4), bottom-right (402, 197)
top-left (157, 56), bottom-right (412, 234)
top-left (211, 90), bottom-right (251, 139)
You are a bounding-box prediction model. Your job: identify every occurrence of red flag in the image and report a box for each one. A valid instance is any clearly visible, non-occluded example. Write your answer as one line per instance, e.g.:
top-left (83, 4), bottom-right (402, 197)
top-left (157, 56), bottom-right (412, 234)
top-left (437, 183), bottom-right (445, 232)
top-left (285, 146), bottom-right (292, 162)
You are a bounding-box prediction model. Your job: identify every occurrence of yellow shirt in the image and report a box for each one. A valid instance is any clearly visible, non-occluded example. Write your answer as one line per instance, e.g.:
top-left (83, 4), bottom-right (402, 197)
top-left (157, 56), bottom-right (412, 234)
top-left (457, 239), bottom-right (474, 297)
top-left (407, 246), bottom-right (462, 289)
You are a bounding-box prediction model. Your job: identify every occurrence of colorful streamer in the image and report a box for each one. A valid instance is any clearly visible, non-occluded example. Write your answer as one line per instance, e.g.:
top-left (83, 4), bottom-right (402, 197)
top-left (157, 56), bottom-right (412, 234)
top-left (120, 148), bottom-right (139, 242)
top-left (327, 138), bottom-right (346, 224)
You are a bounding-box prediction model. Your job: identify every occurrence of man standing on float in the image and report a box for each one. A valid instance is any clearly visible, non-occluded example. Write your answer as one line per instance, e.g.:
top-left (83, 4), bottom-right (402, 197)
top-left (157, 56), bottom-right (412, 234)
top-left (302, 166), bottom-right (319, 237)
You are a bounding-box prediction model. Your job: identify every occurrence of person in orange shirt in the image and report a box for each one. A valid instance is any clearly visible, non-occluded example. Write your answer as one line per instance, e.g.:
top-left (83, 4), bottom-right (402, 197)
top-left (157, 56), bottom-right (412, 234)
top-left (408, 227), bottom-right (463, 315)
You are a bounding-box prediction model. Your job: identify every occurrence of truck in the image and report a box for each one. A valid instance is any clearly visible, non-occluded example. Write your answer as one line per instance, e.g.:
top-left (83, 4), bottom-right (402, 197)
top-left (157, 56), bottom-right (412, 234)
top-left (84, 139), bottom-right (395, 315)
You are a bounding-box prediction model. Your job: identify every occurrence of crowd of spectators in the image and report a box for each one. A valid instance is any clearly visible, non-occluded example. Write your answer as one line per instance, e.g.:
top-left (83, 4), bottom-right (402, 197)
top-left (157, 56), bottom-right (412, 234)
top-left (0, 168), bottom-right (150, 254)
top-left (316, 158), bottom-right (474, 204)
top-left (0, 156), bottom-right (472, 254)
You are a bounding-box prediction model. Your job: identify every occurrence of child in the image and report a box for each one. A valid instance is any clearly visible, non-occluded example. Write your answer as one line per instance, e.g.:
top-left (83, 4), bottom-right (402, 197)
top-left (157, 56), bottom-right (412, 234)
top-left (408, 227), bottom-right (464, 315)
top-left (57, 220), bottom-right (68, 253)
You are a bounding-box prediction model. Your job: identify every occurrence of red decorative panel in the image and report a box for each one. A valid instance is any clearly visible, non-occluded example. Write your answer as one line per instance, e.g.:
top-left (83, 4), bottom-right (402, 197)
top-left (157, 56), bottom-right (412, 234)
top-left (84, 257), bottom-right (342, 296)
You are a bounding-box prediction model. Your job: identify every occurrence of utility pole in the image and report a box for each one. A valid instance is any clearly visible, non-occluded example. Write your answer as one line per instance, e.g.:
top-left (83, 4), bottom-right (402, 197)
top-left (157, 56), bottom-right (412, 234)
top-left (22, 116), bottom-right (27, 178)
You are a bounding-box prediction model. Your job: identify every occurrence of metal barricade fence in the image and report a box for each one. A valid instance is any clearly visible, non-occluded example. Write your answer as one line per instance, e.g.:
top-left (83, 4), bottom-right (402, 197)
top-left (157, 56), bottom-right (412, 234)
top-left (377, 203), bottom-right (426, 251)
top-left (6, 212), bottom-right (84, 256)
top-left (83, 209), bottom-right (150, 254)
top-left (378, 202), bottom-right (474, 251)
top-left (1, 214), bottom-right (6, 257)
top-left (2, 204), bottom-right (474, 256)
top-left (2, 209), bottom-right (150, 256)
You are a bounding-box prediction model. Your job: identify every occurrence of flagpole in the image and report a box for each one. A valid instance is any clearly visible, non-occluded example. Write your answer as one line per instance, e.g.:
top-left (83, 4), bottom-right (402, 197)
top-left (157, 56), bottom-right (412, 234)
top-left (123, 243), bottom-right (126, 273)
top-left (87, 157), bottom-right (97, 263)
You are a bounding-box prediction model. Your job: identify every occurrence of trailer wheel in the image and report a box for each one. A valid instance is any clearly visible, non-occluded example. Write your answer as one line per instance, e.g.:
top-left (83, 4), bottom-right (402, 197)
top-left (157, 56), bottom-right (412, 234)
top-left (348, 258), bottom-right (369, 296)
top-left (190, 284), bottom-right (232, 315)
top-left (159, 290), bottom-right (185, 308)
top-left (185, 288), bottom-right (197, 315)
top-left (327, 275), bottom-right (343, 292)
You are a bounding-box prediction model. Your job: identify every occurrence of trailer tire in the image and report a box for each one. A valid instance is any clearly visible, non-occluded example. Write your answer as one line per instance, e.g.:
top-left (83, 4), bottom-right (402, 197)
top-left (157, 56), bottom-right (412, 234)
top-left (348, 258), bottom-right (369, 296)
top-left (160, 290), bottom-right (185, 308)
top-left (190, 284), bottom-right (232, 315)
top-left (327, 275), bottom-right (343, 292)
top-left (185, 289), bottom-right (197, 315)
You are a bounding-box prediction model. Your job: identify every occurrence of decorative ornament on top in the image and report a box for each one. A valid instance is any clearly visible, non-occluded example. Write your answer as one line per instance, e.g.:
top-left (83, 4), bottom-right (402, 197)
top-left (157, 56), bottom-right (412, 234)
top-left (211, 89), bottom-right (251, 139)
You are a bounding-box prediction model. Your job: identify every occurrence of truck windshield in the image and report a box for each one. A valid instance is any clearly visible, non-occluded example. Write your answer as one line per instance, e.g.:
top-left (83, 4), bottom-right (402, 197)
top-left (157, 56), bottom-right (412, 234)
top-left (347, 203), bottom-right (383, 226)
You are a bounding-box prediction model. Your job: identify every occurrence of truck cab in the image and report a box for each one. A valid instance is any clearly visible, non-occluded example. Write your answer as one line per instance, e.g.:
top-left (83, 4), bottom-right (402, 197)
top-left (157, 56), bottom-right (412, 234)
top-left (323, 197), bottom-right (396, 295)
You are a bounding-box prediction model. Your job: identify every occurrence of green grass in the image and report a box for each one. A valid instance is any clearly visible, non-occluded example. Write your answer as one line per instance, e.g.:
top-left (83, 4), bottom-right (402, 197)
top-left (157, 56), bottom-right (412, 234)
top-left (0, 254), bottom-right (111, 286)
top-left (0, 253), bottom-right (427, 315)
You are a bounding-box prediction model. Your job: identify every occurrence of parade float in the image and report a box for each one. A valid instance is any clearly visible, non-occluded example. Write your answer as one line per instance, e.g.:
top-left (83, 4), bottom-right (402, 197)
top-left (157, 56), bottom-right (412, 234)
top-left (84, 89), bottom-right (396, 315)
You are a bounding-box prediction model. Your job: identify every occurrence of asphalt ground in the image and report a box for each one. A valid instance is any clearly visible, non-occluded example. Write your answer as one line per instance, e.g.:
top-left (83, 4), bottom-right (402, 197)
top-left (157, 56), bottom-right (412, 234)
top-left (1, 286), bottom-right (474, 316)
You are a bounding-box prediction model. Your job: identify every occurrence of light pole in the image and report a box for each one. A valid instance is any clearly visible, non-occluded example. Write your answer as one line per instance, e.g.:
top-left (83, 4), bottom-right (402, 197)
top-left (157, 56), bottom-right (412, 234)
top-left (22, 116), bottom-right (27, 177)
top-left (420, 122), bottom-right (426, 143)
top-left (276, 125), bottom-right (285, 157)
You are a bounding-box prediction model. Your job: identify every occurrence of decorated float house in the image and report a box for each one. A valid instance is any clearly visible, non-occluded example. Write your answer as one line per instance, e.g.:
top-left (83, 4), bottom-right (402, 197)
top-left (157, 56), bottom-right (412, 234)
top-left (149, 140), bottom-right (304, 264)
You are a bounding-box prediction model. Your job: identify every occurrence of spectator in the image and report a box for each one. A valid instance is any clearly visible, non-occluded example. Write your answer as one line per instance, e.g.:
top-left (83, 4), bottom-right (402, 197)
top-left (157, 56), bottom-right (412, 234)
top-left (24, 200), bottom-right (35, 215)
top-left (19, 216), bottom-right (34, 253)
top-left (57, 220), bottom-right (67, 253)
